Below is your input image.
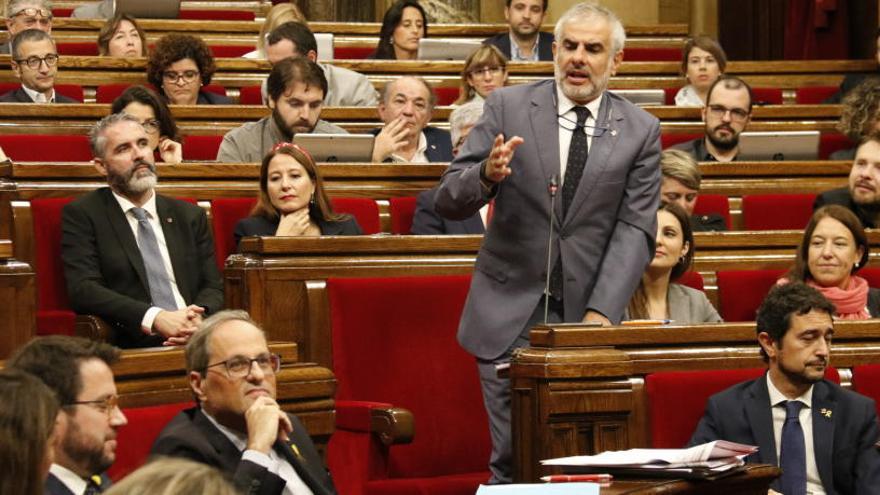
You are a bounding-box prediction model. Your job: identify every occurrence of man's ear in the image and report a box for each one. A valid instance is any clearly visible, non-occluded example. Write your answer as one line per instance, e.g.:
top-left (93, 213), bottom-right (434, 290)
top-left (10, 60), bottom-right (21, 80)
top-left (609, 50), bottom-right (623, 76)
top-left (306, 50), bottom-right (318, 62)
top-left (92, 157), bottom-right (107, 176)
top-left (189, 370), bottom-right (208, 403)
top-left (267, 96), bottom-right (276, 110)
top-left (758, 332), bottom-right (778, 360)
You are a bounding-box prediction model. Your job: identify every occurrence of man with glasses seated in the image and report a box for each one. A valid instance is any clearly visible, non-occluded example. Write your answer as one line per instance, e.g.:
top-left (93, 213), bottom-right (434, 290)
top-left (0, 28), bottom-right (76, 103)
top-left (152, 310), bottom-right (337, 495)
top-left (8, 335), bottom-right (127, 495)
top-left (672, 75), bottom-right (753, 162)
top-left (1, 0), bottom-right (53, 55)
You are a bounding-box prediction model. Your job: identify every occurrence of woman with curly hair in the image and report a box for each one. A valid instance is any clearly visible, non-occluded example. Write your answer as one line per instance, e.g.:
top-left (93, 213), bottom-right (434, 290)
top-left (370, 0), bottom-right (428, 60)
top-left (146, 34), bottom-right (231, 105)
top-left (834, 78), bottom-right (880, 160)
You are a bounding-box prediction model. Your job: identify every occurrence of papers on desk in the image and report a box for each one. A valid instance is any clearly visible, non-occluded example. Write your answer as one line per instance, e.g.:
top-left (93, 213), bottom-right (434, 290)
top-left (476, 483), bottom-right (599, 494)
top-left (541, 440), bottom-right (757, 480)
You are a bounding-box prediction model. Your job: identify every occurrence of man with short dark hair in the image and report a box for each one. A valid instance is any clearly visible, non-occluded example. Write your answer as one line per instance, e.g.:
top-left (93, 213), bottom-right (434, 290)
top-left (9, 335), bottom-right (127, 495)
top-left (690, 282), bottom-right (880, 494)
top-left (217, 57), bottom-right (346, 163)
top-left (152, 310), bottom-right (337, 495)
top-left (672, 75), bottom-right (753, 162)
top-left (814, 134), bottom-right (880, 228)
top-left (0, 29), bottom-right (76, 103)
top-left (484, 0), bottom-right (553, 62)
top-left (263, 21), bottom-right (378, 107)
top-left (1, 0), bottom-right (53, 54)
top-left (62, 113), bottom-right (224, 348)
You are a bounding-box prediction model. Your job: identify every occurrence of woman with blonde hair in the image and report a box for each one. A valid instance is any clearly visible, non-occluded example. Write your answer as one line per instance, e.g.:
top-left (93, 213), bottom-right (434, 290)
top-left (454, 44), bottom-right (508, 105)
top-left (243, 2), bottom-right (307, 59)
top-left (104, 458), bottom-right (238, 495)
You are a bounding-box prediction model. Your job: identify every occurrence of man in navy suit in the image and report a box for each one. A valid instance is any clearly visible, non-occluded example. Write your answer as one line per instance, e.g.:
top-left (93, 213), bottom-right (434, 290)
top-left (0, 29), bottom-right (77, 103)
top-left (8, 336), bottom-right (127, 495)
top-left (483, 0), bottom-right (554, 62)
top-left (690, 282), bottom-right (880, 494)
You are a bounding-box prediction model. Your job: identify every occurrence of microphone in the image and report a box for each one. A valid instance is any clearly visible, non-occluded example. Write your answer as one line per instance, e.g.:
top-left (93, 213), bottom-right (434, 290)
top-left (543, 174), bottom-right (558, 324)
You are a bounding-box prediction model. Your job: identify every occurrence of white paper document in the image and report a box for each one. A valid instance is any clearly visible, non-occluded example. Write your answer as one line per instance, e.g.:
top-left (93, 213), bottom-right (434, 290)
top-left (476, 483), bottom-right (600, 495)
top-left (541, 440), bottom-right (757, 469)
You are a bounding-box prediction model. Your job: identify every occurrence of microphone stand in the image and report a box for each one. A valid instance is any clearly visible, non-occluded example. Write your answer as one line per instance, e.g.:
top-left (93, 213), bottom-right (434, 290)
top-left (543, 175), bottom-right (558, 324)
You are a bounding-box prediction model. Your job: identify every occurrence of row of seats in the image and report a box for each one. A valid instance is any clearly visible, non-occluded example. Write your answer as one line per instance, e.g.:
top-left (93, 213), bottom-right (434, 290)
top-left (51, 8), bottom-right (258, 20)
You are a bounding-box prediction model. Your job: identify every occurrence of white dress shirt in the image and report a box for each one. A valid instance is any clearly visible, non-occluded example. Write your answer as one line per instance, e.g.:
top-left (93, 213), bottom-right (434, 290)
top-left (766, 374), bottom-right (825, 495)
top-left (49, 463), bottom-right (88, 495)
top-left (110, 191), bottom-right (186, 331)
top-left (390, 131), bottom-right (428, 164)
top-left (555, 86), bottom-right (603, 188)
top-left (509, 32), bottom-right (540, 62)
top-left (22, 84), bottom-right (55, 103)
top-left (203, 411), bottom-right (314, 495)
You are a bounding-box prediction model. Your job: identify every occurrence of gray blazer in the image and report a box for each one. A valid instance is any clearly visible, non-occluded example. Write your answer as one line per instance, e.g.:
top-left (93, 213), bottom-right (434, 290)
top-left (624, 283), bottom-right (722, 324)
top-left (435, 80), bottom-right (661, 360)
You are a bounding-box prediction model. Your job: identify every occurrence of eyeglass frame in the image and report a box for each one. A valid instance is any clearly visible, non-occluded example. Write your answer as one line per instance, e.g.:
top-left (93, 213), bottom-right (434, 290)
top-left (705, 104), bottom-right (750, 123)
top-left (67, 395), bottom-right (120, 416)
top-left (14, 53), bottom-right (59, 70)
top-left (12, 7), bottom-right (52, 19)
top-left (139, 119), bottom-right (161, 133)
top-left (556, 113), bottom-right (613, 138)
top-left (162, 70), bottom-right (201, 84)
top-left (467, 65), bottom-right (505, 78)
top-left (205, 353), bottom-right (282, 379)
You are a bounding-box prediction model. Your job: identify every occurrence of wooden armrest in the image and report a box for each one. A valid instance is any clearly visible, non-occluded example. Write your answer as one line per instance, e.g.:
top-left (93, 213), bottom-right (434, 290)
top-left (74, 314), bottom-right (113, 342)
top-left (370, 406), bottom-right (414, 446)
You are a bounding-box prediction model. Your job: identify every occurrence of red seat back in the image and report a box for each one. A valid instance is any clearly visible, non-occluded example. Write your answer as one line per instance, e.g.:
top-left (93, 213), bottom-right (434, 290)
top-left (852, 364), bottom-right (880, 419)
top-left (661, 133), bottom-right (701, 149)
top-left (330, 198), bottom-right (380, 234)
top-left (622, 47), bottom-right (680, 61)
top-left (327, 275), bottom-right (490, 479)
top-left (31, 198), bottom-right (77, 335)
top-left (677, 271), bottom-right (704, 291)
top-left (741, 194), bottom-right (816, 230)
top-left (434, 87), bottom-right (460, 106)
top-left (0, 134), bottom-right (92, 161)
top-left (389, 197), bottom-right (417, 235)
top-left (796, 86), bottom-right (838, 104)
top-left (820, 133), bottom-right (855, 160)
top-left (716, 269), bottom-right (786, 321)
top-left (751, 87), bottom-right (783, 105)
top-left (692, 194), bottom-right (731, 229)
top-left (209, 45), bottom-right (253, 58)
top-left (108, 402), bottom-right (193, 481)
top-left (178, 9), bottom-right (255, 20)
top-left (182, 135), bottom-right (224, 161)
top-left (97, 83), bottom-right (161, 104)
top-left (202, 84), bottom-right (228, 98)
top-left (239, 85), bottom-right (263, 105)
top-left (0, 83), bottom-right (83, 102)
top-left (210, 198), bottom-right (257, 269)
top-left (52, 7), bottom-right (73, 16)
top-left (57, 42), bottom-right (99, 56)
top-left (334, 46), bottom-right (374, 59)
top-left (858, 267), bottom-right (880, 288)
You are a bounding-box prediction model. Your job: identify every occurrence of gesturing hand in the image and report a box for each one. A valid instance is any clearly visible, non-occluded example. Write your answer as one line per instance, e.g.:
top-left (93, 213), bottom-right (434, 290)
top-left (245, 396), bottom-right (294, 454)
top-left (372, 117), bottom-right (410, 162)
top-left (158, 137), bottom-right (183, 164)
top-left (276, 209), bottom-right (312, 237)
top-left (483, 134), bottom-right (524, 183)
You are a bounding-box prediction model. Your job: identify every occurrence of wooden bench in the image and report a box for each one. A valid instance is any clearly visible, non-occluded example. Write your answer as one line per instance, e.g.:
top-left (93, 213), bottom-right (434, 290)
top-left (0, 239), bottom-right (35, 358)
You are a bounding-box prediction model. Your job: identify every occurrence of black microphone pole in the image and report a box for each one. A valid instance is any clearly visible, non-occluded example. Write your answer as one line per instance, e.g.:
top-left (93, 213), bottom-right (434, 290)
top-left (544, 175), bottom-right (558, 324)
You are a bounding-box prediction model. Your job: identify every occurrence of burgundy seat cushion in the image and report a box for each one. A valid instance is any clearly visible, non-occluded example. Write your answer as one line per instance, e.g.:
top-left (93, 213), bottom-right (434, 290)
top-left (661, 133), bottom-right (701, 149)
top-left (693, 194), bottom-right (731, 229)
top-left (108, 402), bottom-right (193, 481)
top-left (716, 269), bottom-right (786, 322)
top-left (331, 198), bottom-right (381, 234)
top-left (210, 197), bottom-right (257, 269)
top-left (820, 133), bottom-right (855, 160)
top-left (796, 86), bottom-right (838, 104)
top-left (0, 134), bottom-right (92, 161)
top-left (433, 87), bottom-right (460, 106)
top-left (31, 198), bottom-right (76, 335)
top-left (209, 45), bottom-right (253, 58)
top-left (182, 135), bottom-right (224, 161)
top-left (178, 9), bottom-right (255, 20)
top-left (57, 42), bottom-right (99, 56)
top-left (389, 197), bottom-right (417, 235)
top-left (751, 87), bottom-right (783, 105)
top-left (622, 47), bottom-right (680, 61)
top-left (239, 85), bottom-right (263, 105)
top-left (677, 271), bottom-right (704, 291)
top-left (852, 364), bottom-right (880, 418)
top-left (741, 194), bottom-right (816, 230)
top-left (335, 46), bottom-right (375, 59)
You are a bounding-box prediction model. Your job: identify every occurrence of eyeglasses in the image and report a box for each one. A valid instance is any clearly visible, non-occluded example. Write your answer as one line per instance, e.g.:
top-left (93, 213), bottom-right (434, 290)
top-left (206, 353), bottom-right (281, 378)
top-left (13, 7), bottom-right (52, 18)
top-left (140, 119), bottom-right (161, 133)
top-left (15, 54), bottom-right (59, 70)
top-left (706, 104), bottom-right (749, 123)
top-left (162, 70), bottom-right (200, 84)
top-left (468, 66), bottom-right (504, 78)
top-left (68, 395), bottom-right (120, 416)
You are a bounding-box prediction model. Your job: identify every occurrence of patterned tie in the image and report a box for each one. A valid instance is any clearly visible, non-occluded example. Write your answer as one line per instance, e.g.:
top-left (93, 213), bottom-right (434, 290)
top-left (779, 400), bottom-right (807, 495)
top-left (548, 106), bottom-right (591, 300)
top-left (130, 207), bottom-right (177, 310)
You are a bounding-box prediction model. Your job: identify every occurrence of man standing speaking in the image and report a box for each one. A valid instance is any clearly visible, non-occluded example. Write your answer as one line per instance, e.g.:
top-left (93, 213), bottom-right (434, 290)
top-left (435, 2), bottom-right (661, 484)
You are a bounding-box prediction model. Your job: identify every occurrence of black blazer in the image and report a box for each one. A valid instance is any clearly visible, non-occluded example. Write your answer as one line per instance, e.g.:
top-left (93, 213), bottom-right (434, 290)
top-left (45, 472), bottom-right (112, 495)
top-left (196, 90), bottom-right (233, 105)
top-left (483, 31), bottom-right (555, 61)
top-left (368, 126), bottom-right (454, 163)
top-left (152, 407), bottom-right (337, 495)
top-left (61, 188), bottom-right (224, 348)
top-left (0, 87), bottom-right (78, 103)
top-left (813, 187), bottom-right (877, 228)
top-left (412, 187), bottom-right (484, 235)
top-left (689, 376), bottom-right (880, 494)
top-left (234, 214), bottom-right (362, 248)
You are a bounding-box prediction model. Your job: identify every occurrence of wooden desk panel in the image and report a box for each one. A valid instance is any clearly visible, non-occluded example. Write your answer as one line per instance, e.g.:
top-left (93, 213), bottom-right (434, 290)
top-left (0, 240), bottom-right (35, 359)
top-left (598, 465), bottom-right (779, 494)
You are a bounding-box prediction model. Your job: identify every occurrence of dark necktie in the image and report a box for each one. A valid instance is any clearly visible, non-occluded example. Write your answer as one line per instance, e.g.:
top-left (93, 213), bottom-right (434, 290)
top-left (130, 207), bottom-right (177, 310)
top-left (548, 106), bottom-right (591, 300)
top-left (779, 400), bottom-right (807, 495)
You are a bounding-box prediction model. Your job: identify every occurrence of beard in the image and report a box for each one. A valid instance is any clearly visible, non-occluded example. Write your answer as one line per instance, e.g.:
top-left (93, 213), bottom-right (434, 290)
top-left (554, 59), bottom-right (613, 104)
top-left (273, 108), bottom-right (316, 141)
top-left (705, 124), bottom-right (740, 152)
top-left (61, 417), bottom-right (115, 475)
top-left (107, 159), bottom-right (157, 197)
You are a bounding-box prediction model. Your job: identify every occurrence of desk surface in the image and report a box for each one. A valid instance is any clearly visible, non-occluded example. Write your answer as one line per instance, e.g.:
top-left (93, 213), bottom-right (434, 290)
top-left (599, 465), bottom-right (779, 494)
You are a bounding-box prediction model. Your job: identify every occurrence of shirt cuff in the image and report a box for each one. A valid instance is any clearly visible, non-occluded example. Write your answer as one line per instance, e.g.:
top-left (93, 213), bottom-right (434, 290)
top-left (242, 449), bottom-right (278, 473)
top-left (141, 307), bottom-right (163, 334)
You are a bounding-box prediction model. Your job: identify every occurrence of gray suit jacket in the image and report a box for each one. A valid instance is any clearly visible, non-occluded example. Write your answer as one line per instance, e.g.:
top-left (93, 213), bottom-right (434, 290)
top-left (623, 283), bottom-right (722, 324)
top-left (435, 80), bottom-right (661, 360)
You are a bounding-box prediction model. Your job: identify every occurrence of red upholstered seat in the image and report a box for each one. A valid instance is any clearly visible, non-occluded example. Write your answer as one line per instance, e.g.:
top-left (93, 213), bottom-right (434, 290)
top-left (209, 45), bottom-right (253, 58)
top-left (326, 276), bottom-right (490, 495)
top-left (622, 47), bottom-right (680, 61)
top-left (434, 87), bottom-right (460, 106)
top-left (0, 83), bottom-right (83, 102)
top-left (108, 402), bottom-right (193, 481)
top-left (751, 88), bottom-right (783, 105)
top-left (661, 133), bottom-right (701, 149)
top-left (741, 194), bottom-right (816, 230)
top-left (796, 86), bottom-right (838, 104)
top-left (179, 9), bottom-right (255, 21)
top-left (389, 197), bottom-right (417, 235)
top-left (239, 85), bottom-right (263, 105)
top-left (30, 198), bottom-right (77, 336)
top-left (0, 134), bottom-right (91, 161)
top-left (203, 84), bottom-right (228, 98)
top-left (692, 194), bottom-right (731, 229)
top-left (852, 364), bottom-right (880, 418)
top-left (334, 46), bottom-right (375, 59)
top-left (210, 197), bottom-right (257, 269)
top-left (331, 198), bottom-right (381, 234)
top-left (52, 7), bottom-right (73, 16)
top-left (182, 135), bottom-right (224, 161)
top-left (57, 42), bottom-right (99, 56)
top-left (677, 271), bottom-right (704, 291)
top-left (857, 267), bottom-right (880, 288)
top-left (820, 133), bottom-right (854, 160)
top-left (716, 269), bottom-right (786, 322)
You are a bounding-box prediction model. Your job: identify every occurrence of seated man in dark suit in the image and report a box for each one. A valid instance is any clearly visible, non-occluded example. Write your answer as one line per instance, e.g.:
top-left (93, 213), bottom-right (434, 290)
top-left (814, 134), bottom-right (880, 228)
top-left (0, 29), bottom-right (76, 103)
top-left (152, 310), bottom-right (337, 495)
top-left (483, 0), bottom-right (553, 62)
top-left (690, 282), bottom-right (880, 494)
top-left (62, 113), bottom-right (224, 348)
top-left (8, 336), bottom-right (127, 495)
top-left (370, 75), bottom-right (453, 163)
top-left (671, 75), bottom-right (753, 162)
top-left (412, 100), bottom-right (486, 235)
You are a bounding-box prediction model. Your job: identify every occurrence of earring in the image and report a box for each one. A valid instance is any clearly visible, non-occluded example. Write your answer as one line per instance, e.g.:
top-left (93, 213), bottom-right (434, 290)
top-left (310, 194), bottom-right (316, 207)
top-left (855, 261), bottom-right (860, 268)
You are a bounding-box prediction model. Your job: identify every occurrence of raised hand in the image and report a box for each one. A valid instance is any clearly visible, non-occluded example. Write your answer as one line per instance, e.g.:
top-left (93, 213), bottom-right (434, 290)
top-left (483, 134), bottom-right (524, 183)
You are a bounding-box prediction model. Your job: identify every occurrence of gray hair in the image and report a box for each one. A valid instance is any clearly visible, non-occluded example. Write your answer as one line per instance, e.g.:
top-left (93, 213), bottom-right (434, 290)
top-left (10, 28), bottom-right (53, 59)
top-left (449, 100), bottom-right (484, 147)
top-left (6, 0), bottom-right (52, 18)
top-left (554, 2), bottom-right (626, 55)
top-left (185, 310), bottom-right (264, 375)
top-left (88, 112), bottom-right (142, 159)
top-left (380, 75), bottom-right (437, 110)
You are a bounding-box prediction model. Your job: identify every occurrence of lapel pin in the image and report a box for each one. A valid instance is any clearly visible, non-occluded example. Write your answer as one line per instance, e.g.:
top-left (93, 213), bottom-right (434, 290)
top-left (291, 443), bottom-right (303, 459)
top-left (166, 217), bottom-right (173, 223)
top-left (820, 408), bottom-right (832, 418)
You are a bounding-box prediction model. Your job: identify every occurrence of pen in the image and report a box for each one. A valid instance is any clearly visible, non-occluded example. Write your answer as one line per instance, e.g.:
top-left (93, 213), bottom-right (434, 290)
top-left (541, 474), bottom-right (613, 483)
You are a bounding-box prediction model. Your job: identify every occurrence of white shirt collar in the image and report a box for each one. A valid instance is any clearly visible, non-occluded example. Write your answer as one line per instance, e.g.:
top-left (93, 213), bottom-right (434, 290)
top-left (202, 410), bottom-right (249, 452)
top-left (766, 372), bottom-right (814, 408)
top-left (49, 463), bottom-right (88, 495)
top-left (391, 131), bottom-right (428, 163)
top-left (555, 84), bottom-right (603, 121)
top-left (509, 32), bottom-right (540, 61)
top-left (111, 189), bottom-right (157, 219)
top-left (22, 84), bottom-right (54, 103)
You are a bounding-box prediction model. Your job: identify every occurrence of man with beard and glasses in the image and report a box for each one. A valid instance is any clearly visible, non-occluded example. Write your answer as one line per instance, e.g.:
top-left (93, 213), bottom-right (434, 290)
top-left (61, 113), bottom-right (223, 348)
top-left (690, 282), bottom-right (880, 494)
top-left (217, 57), bottom-right (346, 163)
top-left (484, 0), bottom-right (554, 62)
top-left (672, 75), bottom-right (753, 162)
top-left (435, 2), bottom-right (660, 484)
top-left (814, 134), bottom-right (880, 228)
top-left (8, 335), bottom-right (127, 495)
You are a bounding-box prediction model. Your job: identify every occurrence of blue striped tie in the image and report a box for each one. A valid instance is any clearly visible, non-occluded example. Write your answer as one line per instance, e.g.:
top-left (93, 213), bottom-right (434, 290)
top-left (130, 207), bottom-right (177, 310)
